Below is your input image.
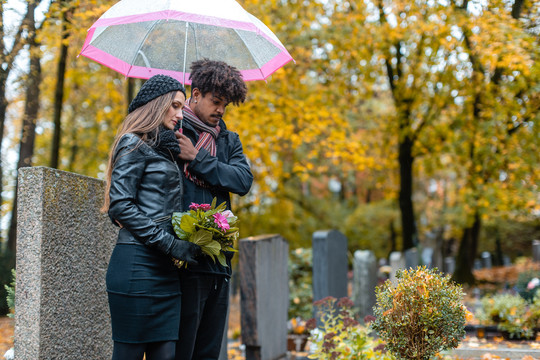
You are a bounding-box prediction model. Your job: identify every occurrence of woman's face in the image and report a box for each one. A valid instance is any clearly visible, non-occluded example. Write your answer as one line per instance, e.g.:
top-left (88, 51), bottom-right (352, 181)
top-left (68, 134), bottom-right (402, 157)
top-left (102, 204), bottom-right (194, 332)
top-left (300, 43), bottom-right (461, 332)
top-left (163, 91), bottom-right (186, 130)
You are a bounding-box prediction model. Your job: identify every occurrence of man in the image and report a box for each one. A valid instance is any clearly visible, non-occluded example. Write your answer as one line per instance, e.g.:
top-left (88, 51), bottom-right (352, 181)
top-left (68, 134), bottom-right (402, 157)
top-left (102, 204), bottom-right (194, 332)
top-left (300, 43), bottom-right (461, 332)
top-left (175, 59), bottom-right (253, 359)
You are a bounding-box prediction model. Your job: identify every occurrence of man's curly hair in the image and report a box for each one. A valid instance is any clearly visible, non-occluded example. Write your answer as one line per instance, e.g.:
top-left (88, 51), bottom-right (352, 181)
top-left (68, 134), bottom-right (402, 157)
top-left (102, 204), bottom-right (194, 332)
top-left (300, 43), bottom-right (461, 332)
top-left (189, 59), bottom-right (247, 105)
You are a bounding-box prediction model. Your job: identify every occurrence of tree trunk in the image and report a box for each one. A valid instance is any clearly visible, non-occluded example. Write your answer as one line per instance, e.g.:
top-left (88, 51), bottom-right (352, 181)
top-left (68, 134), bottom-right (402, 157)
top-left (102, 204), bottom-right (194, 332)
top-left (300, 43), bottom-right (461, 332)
top-left (399, 135), bottom-right (417, 250)
top-left (67, 111), bottom-right (78, 172)
top-left (452, 211), bottom-right (481, 285)
top-left (512, 0), bottom-right (524, 19)
top-left (388, 220), bottom-right (397, 259)
top-left (50, 6), bottom-right (72, 169)
top-left (7, 1), bottom-right (42, 253)
top-left (0, 77), bottom-right (7, 233)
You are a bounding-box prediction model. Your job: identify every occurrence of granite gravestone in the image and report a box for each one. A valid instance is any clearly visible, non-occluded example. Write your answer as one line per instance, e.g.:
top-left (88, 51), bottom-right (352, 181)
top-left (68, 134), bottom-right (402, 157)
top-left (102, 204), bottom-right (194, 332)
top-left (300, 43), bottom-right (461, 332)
top-left (239, 234), bottom-right (288, 360)
top-left (15, 167), bottom-right (116, 360)
top-left (352, 250), bottom-right (377, 319)
top-left (389, 251), bottom-right (405, 283)
top-left (312, 230), bottom-right (348, 303)
top-left (533, 240), bottom-right (540, 263)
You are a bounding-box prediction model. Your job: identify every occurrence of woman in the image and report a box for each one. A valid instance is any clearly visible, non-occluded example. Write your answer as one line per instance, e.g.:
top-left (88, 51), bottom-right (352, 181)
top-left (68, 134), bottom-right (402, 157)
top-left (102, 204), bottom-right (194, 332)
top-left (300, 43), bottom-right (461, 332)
top-left (102, 74), bottom-right (201, 360)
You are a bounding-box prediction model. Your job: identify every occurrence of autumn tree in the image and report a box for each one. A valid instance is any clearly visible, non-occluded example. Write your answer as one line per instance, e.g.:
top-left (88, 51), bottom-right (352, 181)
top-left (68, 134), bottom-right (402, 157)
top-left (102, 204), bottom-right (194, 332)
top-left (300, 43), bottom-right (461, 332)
top-left (0, 0), bottom-right (46, 236)
top-left (449, 0), bottom-right (539, 284)
top-left (7, 0), bottom-right (46, 253)
top-left (49, 0), bottom-right (76, 169)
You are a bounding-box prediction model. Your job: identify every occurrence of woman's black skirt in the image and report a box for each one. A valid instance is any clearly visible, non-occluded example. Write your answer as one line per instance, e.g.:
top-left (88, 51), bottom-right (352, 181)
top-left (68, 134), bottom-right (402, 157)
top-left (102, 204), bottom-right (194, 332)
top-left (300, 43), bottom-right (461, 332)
top-left (106, 243), bottom-right (181, 343)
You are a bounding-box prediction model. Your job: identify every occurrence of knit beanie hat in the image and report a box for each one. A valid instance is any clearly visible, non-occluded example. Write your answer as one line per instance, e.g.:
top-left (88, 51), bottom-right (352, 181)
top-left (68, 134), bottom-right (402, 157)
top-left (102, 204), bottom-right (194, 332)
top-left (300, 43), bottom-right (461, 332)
top-left (128, 74), bottom-right (186, 113)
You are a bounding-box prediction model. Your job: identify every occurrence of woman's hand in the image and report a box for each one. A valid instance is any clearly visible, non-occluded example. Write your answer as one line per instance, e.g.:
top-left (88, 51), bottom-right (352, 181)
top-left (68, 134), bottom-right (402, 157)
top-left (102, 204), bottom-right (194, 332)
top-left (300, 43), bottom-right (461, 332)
top-left (176, 132), bottom-right (198, 161)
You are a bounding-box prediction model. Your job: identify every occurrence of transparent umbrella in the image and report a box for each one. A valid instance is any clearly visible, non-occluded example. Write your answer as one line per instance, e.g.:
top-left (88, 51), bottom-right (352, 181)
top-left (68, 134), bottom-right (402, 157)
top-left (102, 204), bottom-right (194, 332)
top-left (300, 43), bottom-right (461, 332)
top-left (79, 0), bottom-right (294, 84)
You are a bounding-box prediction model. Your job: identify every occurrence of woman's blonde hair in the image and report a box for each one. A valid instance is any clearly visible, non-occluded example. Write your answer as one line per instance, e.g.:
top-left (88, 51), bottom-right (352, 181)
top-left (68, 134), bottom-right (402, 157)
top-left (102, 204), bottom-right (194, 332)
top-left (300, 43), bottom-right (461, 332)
top-left (101, 91), bottom-right (178, 212)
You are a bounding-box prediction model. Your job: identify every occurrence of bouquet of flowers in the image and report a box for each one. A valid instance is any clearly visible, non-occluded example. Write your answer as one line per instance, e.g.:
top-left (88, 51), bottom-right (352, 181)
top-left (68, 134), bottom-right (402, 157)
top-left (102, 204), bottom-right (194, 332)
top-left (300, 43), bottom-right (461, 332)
top-left (171, 198), bottom-right (239, 268)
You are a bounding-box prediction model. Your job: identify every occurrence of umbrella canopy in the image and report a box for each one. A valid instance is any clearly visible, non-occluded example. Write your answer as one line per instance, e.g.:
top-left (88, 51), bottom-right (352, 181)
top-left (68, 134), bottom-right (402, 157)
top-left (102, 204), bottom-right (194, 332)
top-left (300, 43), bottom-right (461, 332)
top-left (79, 0), bottom-right (293, 84)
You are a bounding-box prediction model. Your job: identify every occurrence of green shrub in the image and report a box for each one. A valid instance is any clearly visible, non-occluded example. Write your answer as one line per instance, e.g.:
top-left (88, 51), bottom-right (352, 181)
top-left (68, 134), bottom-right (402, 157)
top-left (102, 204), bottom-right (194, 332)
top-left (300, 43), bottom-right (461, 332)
top-left (5, 269), bottom-right (15, 318)
top-left (289, 247), bottom-right (313, 321)
top-left (308, 296), bottom-right (393, 360)
top-left (0, 249), bottom-right (14, 316)
top-left (372, 266), bottom-right (467, 360)
top-left (477, 291), bottom-right (538, 339)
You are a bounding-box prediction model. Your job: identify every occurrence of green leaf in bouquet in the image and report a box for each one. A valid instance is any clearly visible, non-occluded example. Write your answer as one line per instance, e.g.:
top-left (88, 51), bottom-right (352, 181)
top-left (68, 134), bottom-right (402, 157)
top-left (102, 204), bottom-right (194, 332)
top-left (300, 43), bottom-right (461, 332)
top-left (179, 213), bottom-right (197, 234)
top-left (225, 227), bottom-right (239, 235)
top-left (200, 240), bottom-right (221, 260)
top-left (172, 212), bottom-right (191, 239)
top-left (205, 240), bottom-right (221, 255)
top-left (191, 229), bottom-right (213, 246)
top-left (217, 252), bottom-right (228, 267)
top-left (216, 201), bottom-right (227, 212)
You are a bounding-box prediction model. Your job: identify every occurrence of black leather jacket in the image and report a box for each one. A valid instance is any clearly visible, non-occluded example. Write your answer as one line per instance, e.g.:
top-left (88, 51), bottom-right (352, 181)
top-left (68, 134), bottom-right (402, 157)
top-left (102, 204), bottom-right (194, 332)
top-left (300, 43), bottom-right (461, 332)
top-left (108, 133), bottom-right (183, 254)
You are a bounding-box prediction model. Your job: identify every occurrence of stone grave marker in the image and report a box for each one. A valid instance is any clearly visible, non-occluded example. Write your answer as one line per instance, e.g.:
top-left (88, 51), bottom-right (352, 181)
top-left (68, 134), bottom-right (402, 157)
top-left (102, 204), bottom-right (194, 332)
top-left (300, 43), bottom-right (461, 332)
top-left (444, 256), bottom-right (456, 275)
top-left (389, 251), bottom-right (405, 283)
top-left (481, 251), bottom-right (492, 269)
top-left (404, 247), bottom-right (418, 269)
top-left (312, 230), bottom-right (348, 302)
top-left (15, 167), bottom-right (116, 360)
top-left (533, 240), bottom-right (540, 262)
top-left (352, 250), bottom-right (377, 320)
top-left (239, 234), bottom-right (288, 360)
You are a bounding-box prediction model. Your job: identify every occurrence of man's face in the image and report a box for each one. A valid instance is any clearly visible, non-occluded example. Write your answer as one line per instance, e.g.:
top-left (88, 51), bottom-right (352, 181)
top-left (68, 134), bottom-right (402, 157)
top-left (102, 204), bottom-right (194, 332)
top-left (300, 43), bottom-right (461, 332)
top-left (191, 89), bottom-right (228, 127)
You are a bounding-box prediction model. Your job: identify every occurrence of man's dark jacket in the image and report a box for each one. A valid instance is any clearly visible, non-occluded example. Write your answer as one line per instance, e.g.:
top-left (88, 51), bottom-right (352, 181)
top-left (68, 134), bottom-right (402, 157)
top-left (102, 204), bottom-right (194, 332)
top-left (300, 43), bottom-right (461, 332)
top-left (178, 118), bottom-right (253, 276)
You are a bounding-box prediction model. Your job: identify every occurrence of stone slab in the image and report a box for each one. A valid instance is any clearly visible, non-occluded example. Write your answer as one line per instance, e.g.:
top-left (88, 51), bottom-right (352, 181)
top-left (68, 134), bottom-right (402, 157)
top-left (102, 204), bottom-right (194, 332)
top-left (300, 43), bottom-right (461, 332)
top-left (15, 167), bottom-right (117, 360)
top-left (240, 234), bottom-right (289, 360)
top-left (352, 250), bottom-right (377, 319)
top-left (312, 230), bottom-right (348, 302)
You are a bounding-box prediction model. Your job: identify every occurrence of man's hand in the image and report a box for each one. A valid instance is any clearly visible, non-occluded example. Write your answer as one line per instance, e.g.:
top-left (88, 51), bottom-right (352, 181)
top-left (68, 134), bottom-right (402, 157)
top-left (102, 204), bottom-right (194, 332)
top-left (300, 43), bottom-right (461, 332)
top-left (176, 131), bottom-right (198, 161)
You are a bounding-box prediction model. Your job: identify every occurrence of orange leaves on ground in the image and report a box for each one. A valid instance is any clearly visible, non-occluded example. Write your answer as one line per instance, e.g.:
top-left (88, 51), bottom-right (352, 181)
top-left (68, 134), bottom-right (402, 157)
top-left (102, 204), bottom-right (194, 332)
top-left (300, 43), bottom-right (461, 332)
top-left (0, 318), bottom-right (14, 356)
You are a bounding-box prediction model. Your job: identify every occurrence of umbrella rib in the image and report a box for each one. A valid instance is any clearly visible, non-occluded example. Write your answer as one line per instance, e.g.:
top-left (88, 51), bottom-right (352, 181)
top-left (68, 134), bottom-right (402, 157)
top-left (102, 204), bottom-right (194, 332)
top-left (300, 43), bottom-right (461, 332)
top-left (182, 21), bottom-right (189, 84)
top-left (127, 19), bottom-right (164, 76)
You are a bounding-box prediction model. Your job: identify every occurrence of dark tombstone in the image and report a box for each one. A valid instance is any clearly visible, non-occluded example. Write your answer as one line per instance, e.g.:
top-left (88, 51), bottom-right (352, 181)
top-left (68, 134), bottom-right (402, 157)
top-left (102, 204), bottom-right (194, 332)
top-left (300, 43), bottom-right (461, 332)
top-left (421, 247), bottom-right (434, 268)
top-left (533, 240), bottom-right (540, 263)
top-left (481, 251), bottom-right (492, 269)
top-left (474, 259), bottom-right (482, 270)
top-left (352, 250), bottom-right (377, 319)
top-left (389, 251), bottom-right (405, 283)
top-left (444, 257), bottom-right (456, 275)
top-left (239, 234), bottom-right (288, 360)
top-left (404, 247), bottom-right (419, 269)
top-left (312, 230), bottom-right (348, 302)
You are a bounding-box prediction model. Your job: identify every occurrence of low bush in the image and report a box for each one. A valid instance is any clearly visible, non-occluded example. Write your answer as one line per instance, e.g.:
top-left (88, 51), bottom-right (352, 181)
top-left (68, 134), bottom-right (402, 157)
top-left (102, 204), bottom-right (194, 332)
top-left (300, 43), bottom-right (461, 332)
top-left (307, 296), bottom-right (392, 360)
top-left (372, 266), bottom-right (467, 360)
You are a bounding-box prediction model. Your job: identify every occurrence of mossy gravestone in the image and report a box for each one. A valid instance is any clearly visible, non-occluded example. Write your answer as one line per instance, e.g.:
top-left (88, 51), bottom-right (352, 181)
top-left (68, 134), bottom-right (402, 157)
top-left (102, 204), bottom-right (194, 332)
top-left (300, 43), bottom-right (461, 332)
top-left (15, 167), bottom-right (116, 360)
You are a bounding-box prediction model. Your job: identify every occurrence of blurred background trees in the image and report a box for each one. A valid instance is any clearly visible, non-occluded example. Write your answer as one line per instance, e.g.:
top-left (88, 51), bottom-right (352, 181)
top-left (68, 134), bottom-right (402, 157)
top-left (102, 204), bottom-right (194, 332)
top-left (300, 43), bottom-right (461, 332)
top-left (0, 0), bottom-right (537, 313)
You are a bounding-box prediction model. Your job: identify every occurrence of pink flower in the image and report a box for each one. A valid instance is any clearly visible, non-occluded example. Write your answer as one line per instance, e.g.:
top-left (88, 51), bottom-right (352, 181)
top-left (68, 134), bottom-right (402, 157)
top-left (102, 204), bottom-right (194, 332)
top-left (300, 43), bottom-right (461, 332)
top-left (189, 203), bottom-right (211, 211)
top-left (222, 210), bottom-right (234, 218)
top-left (527, 278), bottom-right (540, 290)
top-left (213, 213), bottom-right (230, 231)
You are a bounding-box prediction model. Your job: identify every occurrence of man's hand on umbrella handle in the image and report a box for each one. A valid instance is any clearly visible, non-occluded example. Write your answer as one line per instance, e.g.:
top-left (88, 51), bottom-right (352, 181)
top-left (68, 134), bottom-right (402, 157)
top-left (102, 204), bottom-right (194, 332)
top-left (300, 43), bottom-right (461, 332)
top-left (176, 132), bottom-right (198, 161)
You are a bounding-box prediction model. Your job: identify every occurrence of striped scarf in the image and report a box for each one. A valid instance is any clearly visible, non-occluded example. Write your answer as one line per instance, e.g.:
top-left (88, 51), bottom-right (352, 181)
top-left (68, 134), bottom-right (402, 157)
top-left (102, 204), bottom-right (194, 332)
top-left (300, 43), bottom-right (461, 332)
top-left (183, 99), bottom-right (221, 187)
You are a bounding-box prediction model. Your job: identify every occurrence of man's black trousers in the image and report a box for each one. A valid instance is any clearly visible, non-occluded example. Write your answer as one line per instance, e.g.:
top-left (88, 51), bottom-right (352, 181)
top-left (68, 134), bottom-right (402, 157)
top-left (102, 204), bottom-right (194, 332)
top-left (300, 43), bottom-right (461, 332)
top-left (175, 272), bottom-right (229, 360)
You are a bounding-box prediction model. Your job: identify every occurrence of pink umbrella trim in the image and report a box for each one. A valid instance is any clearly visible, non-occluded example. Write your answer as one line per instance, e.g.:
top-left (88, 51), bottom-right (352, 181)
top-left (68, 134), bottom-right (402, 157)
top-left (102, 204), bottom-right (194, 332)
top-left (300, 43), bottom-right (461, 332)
top-left (79, 43), bottom-right (293, 83)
